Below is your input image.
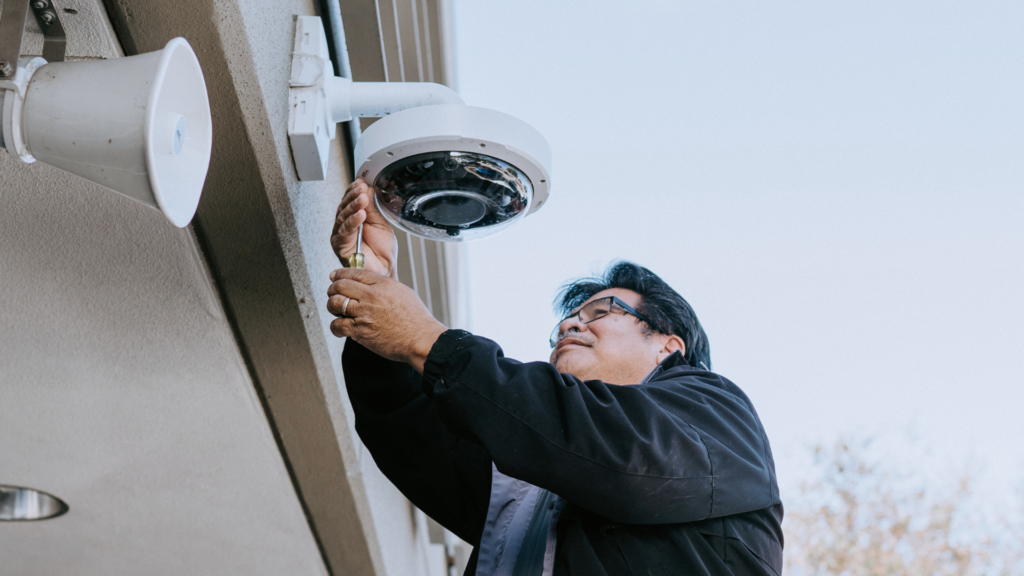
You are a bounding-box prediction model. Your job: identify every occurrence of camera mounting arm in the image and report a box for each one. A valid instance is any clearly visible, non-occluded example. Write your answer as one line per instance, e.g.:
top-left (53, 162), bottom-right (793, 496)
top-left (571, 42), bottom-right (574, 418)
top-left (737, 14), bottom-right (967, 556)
top-left (325, 77), bottom-right (463, 122)
top-left (287, 15), bottom-right (463, 181)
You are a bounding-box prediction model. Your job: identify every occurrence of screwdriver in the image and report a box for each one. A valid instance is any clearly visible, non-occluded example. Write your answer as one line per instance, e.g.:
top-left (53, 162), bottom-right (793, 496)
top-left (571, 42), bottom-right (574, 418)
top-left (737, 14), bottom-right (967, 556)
top-left (348, 223), bottom-right (365, 269)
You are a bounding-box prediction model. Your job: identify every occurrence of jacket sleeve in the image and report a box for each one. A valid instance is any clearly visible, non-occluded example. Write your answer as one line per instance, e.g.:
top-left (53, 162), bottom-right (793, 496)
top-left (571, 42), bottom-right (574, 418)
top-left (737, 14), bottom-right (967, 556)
top-left (342, 338), bottom-right (493, 544)
top-left (421, 330), bottom-right (777, 525)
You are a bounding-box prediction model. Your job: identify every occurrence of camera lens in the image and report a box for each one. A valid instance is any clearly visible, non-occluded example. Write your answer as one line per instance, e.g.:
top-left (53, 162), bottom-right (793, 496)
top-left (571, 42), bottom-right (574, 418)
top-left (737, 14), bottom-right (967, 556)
top-left (373, 151), bottom-right (534, 241)
top-left (419, 195), bottom-right (488, 226)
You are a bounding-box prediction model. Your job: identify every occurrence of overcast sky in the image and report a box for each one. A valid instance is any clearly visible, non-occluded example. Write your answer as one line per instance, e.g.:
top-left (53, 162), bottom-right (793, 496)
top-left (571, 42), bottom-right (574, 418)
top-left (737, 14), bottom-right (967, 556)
top-left (451, 0), bottom-right (1024, 498)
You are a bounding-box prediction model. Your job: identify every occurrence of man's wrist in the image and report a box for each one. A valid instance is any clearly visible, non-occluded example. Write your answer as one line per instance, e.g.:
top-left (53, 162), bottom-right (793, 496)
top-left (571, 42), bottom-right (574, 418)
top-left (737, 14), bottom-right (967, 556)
top-left (409, 322), bottom-right (449, 373)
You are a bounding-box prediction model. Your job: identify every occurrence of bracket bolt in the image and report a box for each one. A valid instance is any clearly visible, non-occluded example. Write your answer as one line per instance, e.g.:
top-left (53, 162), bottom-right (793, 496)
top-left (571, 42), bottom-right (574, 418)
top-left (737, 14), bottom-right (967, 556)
top-left (32, 1), bottom-right (48, 9)
top-left (0, 61), bottom-right (12, 77)
top-left (40, 11), bottom-right (55, 24)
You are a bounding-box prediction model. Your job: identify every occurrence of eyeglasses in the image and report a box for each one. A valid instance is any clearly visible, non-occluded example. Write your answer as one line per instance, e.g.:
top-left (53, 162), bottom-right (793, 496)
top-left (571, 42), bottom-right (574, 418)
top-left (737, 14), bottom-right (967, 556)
top-left (549, 296), bottom-right (656, 348)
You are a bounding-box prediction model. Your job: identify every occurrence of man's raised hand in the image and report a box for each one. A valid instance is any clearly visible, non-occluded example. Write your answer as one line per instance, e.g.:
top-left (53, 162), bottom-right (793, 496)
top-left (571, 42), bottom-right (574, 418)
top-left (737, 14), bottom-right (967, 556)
top-left (327, 267), bottom-right (447, 372)
top-left (331, 178), bottom-right (399, 278)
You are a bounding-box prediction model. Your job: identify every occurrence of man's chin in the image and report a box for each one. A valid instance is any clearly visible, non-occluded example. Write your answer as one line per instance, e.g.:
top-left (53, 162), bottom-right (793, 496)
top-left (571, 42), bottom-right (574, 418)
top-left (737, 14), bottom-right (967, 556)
top-left (553, 348), bottom-right (592, 378)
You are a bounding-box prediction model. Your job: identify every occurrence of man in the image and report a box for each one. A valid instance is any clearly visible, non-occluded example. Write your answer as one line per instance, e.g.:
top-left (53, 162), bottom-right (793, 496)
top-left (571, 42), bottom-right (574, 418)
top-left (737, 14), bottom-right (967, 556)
top-left (326, 179), bottom-right (784, 576)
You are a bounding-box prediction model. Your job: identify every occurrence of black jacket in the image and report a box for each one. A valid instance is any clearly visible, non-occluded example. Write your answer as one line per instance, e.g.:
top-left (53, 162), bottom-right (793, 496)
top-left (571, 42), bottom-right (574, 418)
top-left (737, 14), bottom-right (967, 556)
top-left (342, 330), bottom-right (783, 575)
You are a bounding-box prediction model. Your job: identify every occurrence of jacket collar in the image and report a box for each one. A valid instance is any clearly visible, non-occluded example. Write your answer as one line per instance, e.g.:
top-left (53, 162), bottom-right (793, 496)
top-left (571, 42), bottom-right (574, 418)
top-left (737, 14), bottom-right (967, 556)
top-left (659, 350), bottom-right (691, 371)
top-left (639, 350), bottom-right (693, 384)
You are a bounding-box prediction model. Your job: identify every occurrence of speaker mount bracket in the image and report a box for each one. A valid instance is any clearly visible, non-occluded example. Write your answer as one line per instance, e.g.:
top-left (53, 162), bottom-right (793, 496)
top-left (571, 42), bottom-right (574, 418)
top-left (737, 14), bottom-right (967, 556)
top-left (0, 56), bottom-right (46, 163)
top-left (0, 0), bottom-right (66, 78)
top-left (30, 0), bottom-right (66, 63)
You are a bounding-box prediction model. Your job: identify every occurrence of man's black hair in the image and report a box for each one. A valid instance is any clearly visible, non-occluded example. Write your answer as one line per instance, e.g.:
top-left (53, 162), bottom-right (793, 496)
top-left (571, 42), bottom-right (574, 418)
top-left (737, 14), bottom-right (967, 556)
top-left (555, 261), bottom-right (711, 370)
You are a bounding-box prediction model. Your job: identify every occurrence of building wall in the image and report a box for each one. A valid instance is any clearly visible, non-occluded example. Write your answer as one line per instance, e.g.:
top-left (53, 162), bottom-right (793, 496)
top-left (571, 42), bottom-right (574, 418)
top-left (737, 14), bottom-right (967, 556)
top-left (0, 1), bottom-right (327, 574)
top-left (0, 0), bottom-right (465, 574)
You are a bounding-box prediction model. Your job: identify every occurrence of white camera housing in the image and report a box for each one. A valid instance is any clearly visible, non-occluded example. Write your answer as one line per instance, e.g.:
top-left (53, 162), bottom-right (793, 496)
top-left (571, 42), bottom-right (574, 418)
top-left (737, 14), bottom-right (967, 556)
top-left (354, 105), bottom-right (551, 241)
top-left (288, 16), bottom-right (552, 242)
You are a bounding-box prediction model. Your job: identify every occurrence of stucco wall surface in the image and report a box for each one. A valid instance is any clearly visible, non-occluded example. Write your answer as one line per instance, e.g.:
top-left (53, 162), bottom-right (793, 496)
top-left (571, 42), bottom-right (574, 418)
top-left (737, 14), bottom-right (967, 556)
top-left (0, 1), bottom-right (327, 574)
top-left (0, 163), bottom-right (327, 576)
top-left (2, 0), bottom-right (456, 574)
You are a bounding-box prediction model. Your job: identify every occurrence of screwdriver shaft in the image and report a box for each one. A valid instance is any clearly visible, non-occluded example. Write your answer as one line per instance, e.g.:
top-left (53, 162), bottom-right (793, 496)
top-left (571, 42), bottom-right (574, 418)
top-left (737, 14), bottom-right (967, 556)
top-left (348, 224), bottom-right (365, 269)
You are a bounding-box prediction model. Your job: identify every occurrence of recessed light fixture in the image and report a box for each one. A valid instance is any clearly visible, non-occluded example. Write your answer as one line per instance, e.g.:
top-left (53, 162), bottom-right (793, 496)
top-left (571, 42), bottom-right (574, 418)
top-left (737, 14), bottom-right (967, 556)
top-left (0, 484), bottom-right (69, 521)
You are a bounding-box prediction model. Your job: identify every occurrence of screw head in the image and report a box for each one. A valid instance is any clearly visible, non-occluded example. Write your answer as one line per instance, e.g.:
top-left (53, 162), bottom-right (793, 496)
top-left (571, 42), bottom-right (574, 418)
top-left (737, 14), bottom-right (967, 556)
top-left (32, 1), bottom-right (47, 9)
top-left (0, 61), bottom-right (12, 77)
top-left (40, 11), bottom-right (55, 24)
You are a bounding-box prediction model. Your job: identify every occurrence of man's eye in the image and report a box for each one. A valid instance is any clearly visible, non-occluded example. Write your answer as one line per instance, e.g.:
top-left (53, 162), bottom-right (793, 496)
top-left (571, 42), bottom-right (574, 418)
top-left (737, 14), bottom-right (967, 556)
top-left (591, 306), bottom-right (610, 316)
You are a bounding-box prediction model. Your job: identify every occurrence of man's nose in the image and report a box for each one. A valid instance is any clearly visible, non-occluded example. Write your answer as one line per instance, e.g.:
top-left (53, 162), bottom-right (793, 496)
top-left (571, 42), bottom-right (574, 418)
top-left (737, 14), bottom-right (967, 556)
top-left (559, 316), bottom-right (587, 337)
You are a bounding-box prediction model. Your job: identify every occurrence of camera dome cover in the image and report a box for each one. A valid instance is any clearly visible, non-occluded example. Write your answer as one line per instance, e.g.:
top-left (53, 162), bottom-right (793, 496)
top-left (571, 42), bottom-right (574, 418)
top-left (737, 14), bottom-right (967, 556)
top-left (374, 151), bottom-right (532, 240)
top-left (354, 105), bottom-right (551, 242)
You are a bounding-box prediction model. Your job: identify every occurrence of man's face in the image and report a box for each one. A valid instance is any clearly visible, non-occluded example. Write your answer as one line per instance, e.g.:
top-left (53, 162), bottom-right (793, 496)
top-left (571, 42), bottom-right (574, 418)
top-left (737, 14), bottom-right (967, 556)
top-left (549, 288), bottom-right (681, 385)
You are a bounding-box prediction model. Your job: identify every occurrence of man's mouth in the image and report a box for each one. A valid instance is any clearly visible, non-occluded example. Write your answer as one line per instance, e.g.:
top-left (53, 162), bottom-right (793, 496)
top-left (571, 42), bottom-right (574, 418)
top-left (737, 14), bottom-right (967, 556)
top-left (555, 337), bottom-right (591, 352)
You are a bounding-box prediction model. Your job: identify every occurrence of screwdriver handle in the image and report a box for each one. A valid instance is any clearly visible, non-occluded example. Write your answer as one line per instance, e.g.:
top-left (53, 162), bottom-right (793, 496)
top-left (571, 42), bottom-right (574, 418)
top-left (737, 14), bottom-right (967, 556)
top-left (348, 223), bottom-right (365, 269)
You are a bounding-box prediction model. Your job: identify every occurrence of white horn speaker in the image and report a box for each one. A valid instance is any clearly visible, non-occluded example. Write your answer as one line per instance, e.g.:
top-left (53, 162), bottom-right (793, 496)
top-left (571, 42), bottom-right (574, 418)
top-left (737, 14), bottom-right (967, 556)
top-left (1, 38), bottom-right (212, 228)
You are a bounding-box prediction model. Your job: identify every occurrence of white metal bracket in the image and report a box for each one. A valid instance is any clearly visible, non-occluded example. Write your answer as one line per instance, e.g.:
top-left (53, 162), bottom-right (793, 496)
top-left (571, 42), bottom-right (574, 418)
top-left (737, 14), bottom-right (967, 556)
top-left (288, 16), bottom-right (335, 181)
top-left (287, 16), bottom-right (464, 181)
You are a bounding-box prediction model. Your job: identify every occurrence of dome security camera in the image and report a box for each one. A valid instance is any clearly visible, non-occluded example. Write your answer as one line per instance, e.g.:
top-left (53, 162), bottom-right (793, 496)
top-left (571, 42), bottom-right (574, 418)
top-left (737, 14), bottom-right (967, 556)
top-left (288, 16), bottom-right (551, 242)
top-left (355, 105), bottom-right (551, 242)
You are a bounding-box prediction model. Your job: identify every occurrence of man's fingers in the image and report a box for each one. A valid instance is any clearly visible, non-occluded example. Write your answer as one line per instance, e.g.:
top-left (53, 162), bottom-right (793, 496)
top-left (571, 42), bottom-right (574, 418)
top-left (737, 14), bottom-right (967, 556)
top-left (335, 182), bottom-right (370, 232)
top-left (336, 191), bottom-right (368, 227)
top-left (343, 181), bottom-right (388, 224)
top-left (327, 278), bottom-right (361, 299)
top-left (332, 187), bottom-right (371, 256)
top-left (327, 280), bottom-right (371, 302)
top-left (337, 208), bottom-right (367, 237)
top-left (326, 294), bottom-right (357, 317)
top-left (336, 179), bottom-right (392, 238)
top-left (342, 177), bottom-right (368, 199)
top-left (329, 267), bottom-right (385, 285)
top-left (330, 317), bottom-right (355, 338)
top-left (327, 274), bottom-right (383, 307)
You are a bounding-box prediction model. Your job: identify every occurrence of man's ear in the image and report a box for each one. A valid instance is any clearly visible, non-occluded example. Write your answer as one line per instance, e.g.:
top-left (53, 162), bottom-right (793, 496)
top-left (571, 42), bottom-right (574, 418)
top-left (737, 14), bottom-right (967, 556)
top-left (656, 334), bottom-right (686, 363)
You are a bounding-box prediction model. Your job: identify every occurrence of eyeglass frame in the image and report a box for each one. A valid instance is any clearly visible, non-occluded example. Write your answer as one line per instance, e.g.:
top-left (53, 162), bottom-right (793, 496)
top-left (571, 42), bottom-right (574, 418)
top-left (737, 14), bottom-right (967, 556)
top-left (549, 295), bottom-right (658, 348)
